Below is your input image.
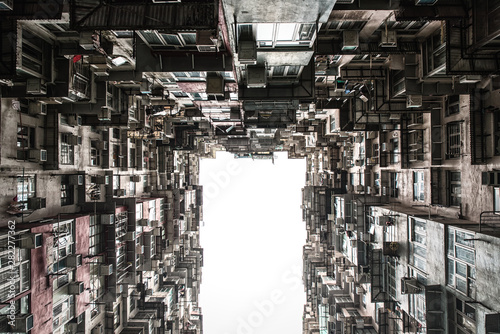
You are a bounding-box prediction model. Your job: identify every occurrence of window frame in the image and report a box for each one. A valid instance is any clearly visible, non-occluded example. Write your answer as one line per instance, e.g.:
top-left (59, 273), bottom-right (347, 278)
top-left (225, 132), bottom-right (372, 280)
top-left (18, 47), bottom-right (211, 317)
top-left (446, 122), bottom-right (462, 159)
top-left (16, 125), bottom-right (36, 160)
top-left (60, 133), bottom-right (75, 165)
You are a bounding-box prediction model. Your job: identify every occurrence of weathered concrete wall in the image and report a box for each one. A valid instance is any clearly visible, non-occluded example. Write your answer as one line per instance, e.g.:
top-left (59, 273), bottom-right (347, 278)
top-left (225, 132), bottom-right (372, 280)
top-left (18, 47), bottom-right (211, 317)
top-left (30, 224), bottom-right (55, 334)
top-left (475, 233), bottom-right (500, 311)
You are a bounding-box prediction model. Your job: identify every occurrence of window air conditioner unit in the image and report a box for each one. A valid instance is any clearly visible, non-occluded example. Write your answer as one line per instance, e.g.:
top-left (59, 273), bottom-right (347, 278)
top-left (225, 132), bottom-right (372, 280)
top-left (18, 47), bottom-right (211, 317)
top-left (97, 141), bottom-right (108, 150)
top-left (29, 149), bottom-right (47, 162)
top-left (153, 228), bottom-right (162, 236)
top-left (342, 31), bottom-right (359, 51)
top-left (66, 323), bottom-right (79, 332)
top-left (91, 175), bottom-right (108, 184)
top-left (66, 254), bottom-right (82, 268)
top-left (416, 0), bottom-right (437, 4)
top-left (381, 142), bottom-right (393, 152)
top-left (356, 318), bottom-right (365, 329)
top-left (206, 75), bottom-right (225, 95)
top-left (114, 189), bottom-right (126, 197)
top-left (346, 222), bottom-right (355, 231)
top-left (98, 108), bottom-right (112, 121)
top-left (131, 175), bottom-right (141, 182)
top-left (20, 233), bottom-right (43, 249)
top-left (26, 78), bottom-right (47, 95)
top-left (380, 30), bottom-right (397, 47)
top-left (79, 31), bottom-right (96, 50)
top-left (91, 324), bottom-right (104, 334)
top-left (69, 175), bottom-right (84, 186)
top-left (151, 220), bottom-right (160, 228)
top-left (100, 214), bottom-right (114, 225)
top-left (246, 65), bottom-right (267, 88)
top-left (238, 40), bottom-right (257, 65)
top-left (356, 286), bottom-right (364, 295)
top-left (99, 264), bottom-right (113, 276)
top-left (138, 218), bottom-right (149, 226)
top-left (336, 217), bottom-right (344, 226)
top-left (346, 275), bottom-right (355, 283)
top-left (69, 281), bottom-right (85, 295)
top-left (401, 278), bottom-right (421, 294)
top-left (355, 185), bottom-right (364, 192)
top-left (459, 75), bottom-right (481, 84)
top-left (13, 314), bottom-right (34, 333)
top-left (125, 231), bottom-right (136, 241)
top-left (29, 102), bottom-right (47, 116)
top-left (196, 30), bottom-right (217, 52)
top-left (407, 95), bottom-right (423, 108)
top-left (67, 134), bottom-right (79, 146)
top-left (27, 197), bottom-right (46, 210)
top-left (482, 171), bottom-right (500, 186)
top-left (67, 115), bottom-right (82, 127)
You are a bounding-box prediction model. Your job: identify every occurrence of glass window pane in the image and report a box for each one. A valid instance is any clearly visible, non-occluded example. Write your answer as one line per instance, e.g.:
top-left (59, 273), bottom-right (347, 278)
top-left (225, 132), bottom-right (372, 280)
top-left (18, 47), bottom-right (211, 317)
top-left (456, 261), bottom-right (467, 277)
top-left (456, 246), bottom-right (474, 265)
top-left (180, 33), bottom-right (196, 45)
top-left (456, 230), bottom-right (474, 248)
top-left (287, 65), bottom-right (301, 76)
top-left (277, 23), bottom-right (296, 40)
top-left (257, 23), bottom-right (274, 40)
top-left (298, 24), bottom-right (315, 40)
top-left (162, 34), bottom-right (181, 45)
top-left (447, 259), bottom-right (454, 285)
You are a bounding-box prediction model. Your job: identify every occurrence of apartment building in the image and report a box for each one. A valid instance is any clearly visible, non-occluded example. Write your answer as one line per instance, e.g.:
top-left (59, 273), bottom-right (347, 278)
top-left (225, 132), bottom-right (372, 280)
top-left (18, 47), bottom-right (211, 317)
top-left (1, 0), bottom-right (500, 333)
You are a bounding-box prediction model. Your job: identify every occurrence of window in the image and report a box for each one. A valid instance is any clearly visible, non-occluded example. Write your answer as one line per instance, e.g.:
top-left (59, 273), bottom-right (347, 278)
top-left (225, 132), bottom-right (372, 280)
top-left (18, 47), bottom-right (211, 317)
top-left (112, 128), bottom-right (120, 139)
top-left (129, 177), bottom-right (136, 196)
top-left (423, 30), bottom-right (447, 76)
top-left (390, 138), bottom-right (400, 164)
top-left (16, 176), bottom-right (35, 210)
top-left (113, 304), bottom-right (120, 329)
top-left (89, 215), bottom-right (103, 257)
top-left (0, 235), bottom-right (30, 302)
top-left (17, 125), bottom-right (36, 160)
top-left (61, 133), bottom-right (74, 165)
top-left (113, 144), bottom-right (120, 167)
top-left (113, 175), bottom-right (120, 191)
top-left (129, 148), bottom-right (136, 168)
top-left (413, 171), bottom-right (425, 202)
top-left (130, 299), bottom-right (136, 313)
top-left (495, 187), bottom-right (500, 211)
top-left (138, 31), bottom-right (198, 49)
top-left (409, 218), bottom-right (427, 272)
top-left (447, 122), bottom-right (461, 158)
top-left (90, 140), bottom-right (100, 166)
top-left (447, 95), bottom-right (460, 116)
top-left (449, 171), bottom-right (461, 207)
top-left (269, 65), bottom-right (304, 80)
top-left (60, 175), bottom-right (74, 206)
top-left (389, 172), bottom-right (399, 198)
top-left (321, 20), bottom-right (367, 34)
top-left (447, 228), bottom-right (476, 297)
top-left (238, 23), bottom-right (317, 48)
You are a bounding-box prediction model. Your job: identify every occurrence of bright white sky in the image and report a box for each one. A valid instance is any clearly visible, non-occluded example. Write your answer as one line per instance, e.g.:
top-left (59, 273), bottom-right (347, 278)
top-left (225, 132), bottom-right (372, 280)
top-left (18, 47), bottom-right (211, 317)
top-left (199, 151), bottom-right (306, 334)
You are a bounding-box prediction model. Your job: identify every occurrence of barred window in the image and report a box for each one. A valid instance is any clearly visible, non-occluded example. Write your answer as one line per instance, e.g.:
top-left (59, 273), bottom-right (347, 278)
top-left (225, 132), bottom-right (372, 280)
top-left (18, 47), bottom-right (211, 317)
top-left (447, 122), bottom-right (461, 159)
